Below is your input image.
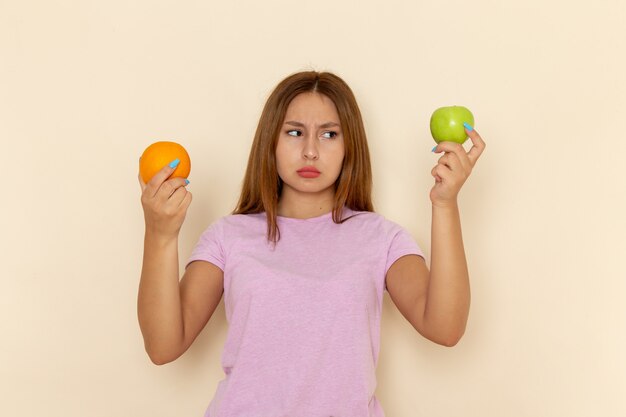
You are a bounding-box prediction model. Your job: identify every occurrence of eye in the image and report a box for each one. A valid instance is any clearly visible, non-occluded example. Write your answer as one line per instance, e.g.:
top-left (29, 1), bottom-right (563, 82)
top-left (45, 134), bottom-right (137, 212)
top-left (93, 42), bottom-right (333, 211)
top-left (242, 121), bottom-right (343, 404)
top-left (322, 131), bottom-right (338, 139)
top-left (287, 130), bottom-right (302, 137)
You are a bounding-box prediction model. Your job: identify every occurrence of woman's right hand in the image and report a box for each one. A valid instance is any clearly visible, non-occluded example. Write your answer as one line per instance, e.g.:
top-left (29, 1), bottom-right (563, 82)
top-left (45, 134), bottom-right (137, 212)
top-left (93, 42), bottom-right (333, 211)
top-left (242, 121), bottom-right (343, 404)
top-left (139, 158), bottom-right (192, 238)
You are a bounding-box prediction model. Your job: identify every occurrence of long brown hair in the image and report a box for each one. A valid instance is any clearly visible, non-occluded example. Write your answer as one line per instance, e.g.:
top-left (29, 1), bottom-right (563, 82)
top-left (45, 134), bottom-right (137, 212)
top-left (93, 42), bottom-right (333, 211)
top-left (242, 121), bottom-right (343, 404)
top-left (232, 70), bottom-right (374, 244)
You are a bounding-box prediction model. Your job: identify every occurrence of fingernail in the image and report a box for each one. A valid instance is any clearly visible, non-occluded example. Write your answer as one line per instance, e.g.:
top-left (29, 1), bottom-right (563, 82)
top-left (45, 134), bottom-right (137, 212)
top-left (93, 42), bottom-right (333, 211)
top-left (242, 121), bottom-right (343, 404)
top-left (185, 179), bottom-right (190, 185)
top-left (463, 122), bottom-right (473, 131)
top-left (431, 146), bottom-right (437, 152)
top-left (168, 158), bottom-right (180, 169)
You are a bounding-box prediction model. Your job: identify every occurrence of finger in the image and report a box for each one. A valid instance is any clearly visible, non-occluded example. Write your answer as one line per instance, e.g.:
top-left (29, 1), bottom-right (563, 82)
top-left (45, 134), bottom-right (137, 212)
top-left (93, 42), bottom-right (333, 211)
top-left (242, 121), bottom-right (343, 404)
top-left (179, 189), bottom-right (193, 210)
top-left (443, 152), bottom-right (465, 174)
top-left (431, 163), bottom-right (450, 182)
top-left (167, 184), bottom-right (189, 208)
top-left (464, 126), bottom-right (486, 166)
top-left (157, 177), bottom-right (190, 202)
top-left (437, 153), bottom-right (448, 166)
top-left (431, 166), bottom-right (442, 183)
top-left (437, 152), bottom-right (457, 169)
top-left (145, 159), bottom-right (181, 198)
top-left (434, 163), bottom-right (454, 184)
top-left (433, 141), bottom-right (472, 173)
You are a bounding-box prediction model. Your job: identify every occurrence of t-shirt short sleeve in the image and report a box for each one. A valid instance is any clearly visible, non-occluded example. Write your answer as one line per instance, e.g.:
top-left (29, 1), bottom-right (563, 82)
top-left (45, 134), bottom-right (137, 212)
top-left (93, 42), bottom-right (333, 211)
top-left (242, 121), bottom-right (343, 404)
top-left (384, 226), bottom-right (425, 289)
top-left (185, 218), bottom-right (226, 271)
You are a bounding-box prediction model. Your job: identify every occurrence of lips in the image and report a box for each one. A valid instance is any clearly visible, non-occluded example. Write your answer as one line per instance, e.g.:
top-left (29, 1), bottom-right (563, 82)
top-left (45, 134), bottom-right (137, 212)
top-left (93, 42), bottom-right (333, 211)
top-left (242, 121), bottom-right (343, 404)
top-left (296, 166), bottom-right (321, 179)
top-left (297, 166), bottom-right (320, 174)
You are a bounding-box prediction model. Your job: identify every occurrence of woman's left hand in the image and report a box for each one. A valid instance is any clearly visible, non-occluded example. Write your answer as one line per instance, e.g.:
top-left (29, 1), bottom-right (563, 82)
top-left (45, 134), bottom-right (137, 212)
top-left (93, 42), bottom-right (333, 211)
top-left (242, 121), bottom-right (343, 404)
top-left (430, 125), bottom-right (486, 207)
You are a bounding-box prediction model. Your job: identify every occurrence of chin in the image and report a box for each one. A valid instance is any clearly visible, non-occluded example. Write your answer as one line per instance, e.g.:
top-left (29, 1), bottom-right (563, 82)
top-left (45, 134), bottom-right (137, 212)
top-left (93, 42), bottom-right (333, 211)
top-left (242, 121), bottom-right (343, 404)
top-left (285, 177), bottom-right (335, 194)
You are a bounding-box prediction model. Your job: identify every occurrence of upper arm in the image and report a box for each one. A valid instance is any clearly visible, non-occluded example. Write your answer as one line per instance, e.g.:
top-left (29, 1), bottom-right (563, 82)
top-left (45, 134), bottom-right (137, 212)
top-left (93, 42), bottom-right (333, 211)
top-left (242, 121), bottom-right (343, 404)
top-left (385, 254), bottom-right (430, 335)
top-left (178, 260), bottom-right (224, 354)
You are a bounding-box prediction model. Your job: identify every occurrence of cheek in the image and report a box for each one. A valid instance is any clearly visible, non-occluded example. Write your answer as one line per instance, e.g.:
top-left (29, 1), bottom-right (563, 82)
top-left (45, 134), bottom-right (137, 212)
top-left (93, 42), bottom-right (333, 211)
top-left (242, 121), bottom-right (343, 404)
top-left (333, 145), bottom-right (346, 167)
top-left (274, 143), bottom-right (287, 167)
top-left (274, 145), bottom-right (294, 178)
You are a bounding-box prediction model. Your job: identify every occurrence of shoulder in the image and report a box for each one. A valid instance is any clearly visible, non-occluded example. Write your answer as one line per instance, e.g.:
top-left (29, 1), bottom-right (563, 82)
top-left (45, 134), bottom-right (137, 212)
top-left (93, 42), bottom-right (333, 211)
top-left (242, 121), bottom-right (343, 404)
top-left (345, 208), bottom-right (406, 233)
top-left (198, 212), bottom-right (265, 238)
top-left (220, 212), bottom-right (265, 227)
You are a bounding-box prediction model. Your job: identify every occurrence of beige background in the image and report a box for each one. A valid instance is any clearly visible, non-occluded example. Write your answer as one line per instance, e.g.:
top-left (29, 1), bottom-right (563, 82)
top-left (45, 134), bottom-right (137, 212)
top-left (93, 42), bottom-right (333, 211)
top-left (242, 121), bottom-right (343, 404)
top-left (1, 0), bottom-right (625, 416)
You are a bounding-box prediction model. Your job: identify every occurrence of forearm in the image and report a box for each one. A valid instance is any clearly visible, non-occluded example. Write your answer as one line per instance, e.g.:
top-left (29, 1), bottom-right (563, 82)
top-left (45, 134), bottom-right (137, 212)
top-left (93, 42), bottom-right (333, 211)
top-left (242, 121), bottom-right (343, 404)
top-left (424, 203), bottom-right (471, 345)
top-left (137, 231), bottom-right (184, 364)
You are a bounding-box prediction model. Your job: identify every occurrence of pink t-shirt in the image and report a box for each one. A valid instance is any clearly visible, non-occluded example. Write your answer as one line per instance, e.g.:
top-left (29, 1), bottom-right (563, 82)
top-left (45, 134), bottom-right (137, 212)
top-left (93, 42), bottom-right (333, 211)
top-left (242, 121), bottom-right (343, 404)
top-left (185, 206), bottom-right (424, 417)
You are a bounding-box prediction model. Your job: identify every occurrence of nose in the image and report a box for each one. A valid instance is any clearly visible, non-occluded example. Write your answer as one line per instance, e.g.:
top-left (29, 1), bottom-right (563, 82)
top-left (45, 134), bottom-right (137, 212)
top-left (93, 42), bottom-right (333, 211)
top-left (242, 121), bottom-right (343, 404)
top-left (302, 135), bottom-right (319, 160)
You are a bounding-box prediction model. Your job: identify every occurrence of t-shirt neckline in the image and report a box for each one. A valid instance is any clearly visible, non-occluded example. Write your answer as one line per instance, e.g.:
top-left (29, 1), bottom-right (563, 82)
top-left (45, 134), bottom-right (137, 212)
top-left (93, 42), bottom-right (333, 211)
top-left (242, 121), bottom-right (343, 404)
top-left (275, 206), bottom-right (352, 223)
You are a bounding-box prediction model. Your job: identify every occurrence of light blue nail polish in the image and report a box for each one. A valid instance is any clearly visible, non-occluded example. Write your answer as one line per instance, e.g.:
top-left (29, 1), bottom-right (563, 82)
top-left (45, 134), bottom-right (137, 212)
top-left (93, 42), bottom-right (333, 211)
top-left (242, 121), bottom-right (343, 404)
top-left (185, 179), bottom-right (190, 185)
top-left (431, 146), bottom-right (437, 152)
top-left (168, 158), bottom-right (180, 169)
top-left (463, 122), bottom-right (473, 131)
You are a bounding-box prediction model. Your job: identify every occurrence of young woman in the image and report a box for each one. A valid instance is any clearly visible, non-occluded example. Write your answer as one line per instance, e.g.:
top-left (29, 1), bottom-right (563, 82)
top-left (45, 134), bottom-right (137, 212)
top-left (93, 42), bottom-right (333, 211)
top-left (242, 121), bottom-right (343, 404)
top-left (137, 71), bottom-right (486, 417)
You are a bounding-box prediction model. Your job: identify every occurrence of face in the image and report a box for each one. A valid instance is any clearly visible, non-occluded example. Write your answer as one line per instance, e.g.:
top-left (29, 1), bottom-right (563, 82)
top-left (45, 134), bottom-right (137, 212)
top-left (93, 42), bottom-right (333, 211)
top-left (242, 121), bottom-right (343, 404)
top-left (275, 92), bottom-right (345, 203)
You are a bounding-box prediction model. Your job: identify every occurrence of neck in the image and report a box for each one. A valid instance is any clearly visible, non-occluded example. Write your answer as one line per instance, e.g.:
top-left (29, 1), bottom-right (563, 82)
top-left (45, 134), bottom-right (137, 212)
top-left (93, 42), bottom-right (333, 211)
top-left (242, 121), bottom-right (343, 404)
top-left (277, 192), bottom-right (335, 219)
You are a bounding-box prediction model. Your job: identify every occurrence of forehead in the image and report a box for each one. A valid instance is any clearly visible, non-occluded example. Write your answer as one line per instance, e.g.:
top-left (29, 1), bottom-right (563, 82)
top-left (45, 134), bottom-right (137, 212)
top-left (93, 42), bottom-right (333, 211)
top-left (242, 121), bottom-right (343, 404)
top-left (284, 92), bottom-right (340, 121)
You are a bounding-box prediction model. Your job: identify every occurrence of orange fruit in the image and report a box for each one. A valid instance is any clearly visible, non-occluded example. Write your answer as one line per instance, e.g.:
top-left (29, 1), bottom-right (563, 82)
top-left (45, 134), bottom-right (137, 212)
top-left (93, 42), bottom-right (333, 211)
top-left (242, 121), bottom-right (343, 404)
top-left (139, 141), bottom-right (191, 183)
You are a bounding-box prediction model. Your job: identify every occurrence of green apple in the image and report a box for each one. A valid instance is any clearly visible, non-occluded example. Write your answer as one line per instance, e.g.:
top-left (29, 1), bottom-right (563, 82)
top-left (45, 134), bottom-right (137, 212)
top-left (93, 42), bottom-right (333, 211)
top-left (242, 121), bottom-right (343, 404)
top-left (429, 105), bottom-right (474, 144)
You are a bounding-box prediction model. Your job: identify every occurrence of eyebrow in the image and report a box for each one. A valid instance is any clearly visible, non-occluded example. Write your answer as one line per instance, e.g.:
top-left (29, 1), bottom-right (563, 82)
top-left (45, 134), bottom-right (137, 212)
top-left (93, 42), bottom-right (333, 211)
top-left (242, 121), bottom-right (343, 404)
top-left (284, 121), bottom-right (341, 129)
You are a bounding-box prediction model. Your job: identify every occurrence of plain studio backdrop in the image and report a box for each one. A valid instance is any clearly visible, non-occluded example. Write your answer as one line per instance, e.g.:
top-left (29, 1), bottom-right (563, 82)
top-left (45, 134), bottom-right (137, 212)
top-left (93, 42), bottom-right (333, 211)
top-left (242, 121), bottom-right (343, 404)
top-left (1, 1), bottom-right (625, 416)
